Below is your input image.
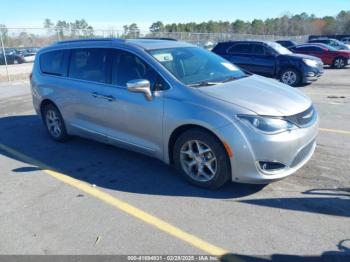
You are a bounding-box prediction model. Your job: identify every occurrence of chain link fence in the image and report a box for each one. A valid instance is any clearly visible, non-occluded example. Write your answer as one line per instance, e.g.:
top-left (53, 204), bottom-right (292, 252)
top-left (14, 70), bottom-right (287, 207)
top-left (0, 28), bottom-right (309, 82)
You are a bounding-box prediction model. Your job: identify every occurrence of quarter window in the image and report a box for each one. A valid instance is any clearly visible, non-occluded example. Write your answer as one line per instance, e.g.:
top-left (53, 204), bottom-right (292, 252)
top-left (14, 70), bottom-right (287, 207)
top-left (69, 48), bottom-right (108, 83)
top-left (251, 44), bottom-right (266, 55)
top-left (40, 50), bottom-right (68, 76)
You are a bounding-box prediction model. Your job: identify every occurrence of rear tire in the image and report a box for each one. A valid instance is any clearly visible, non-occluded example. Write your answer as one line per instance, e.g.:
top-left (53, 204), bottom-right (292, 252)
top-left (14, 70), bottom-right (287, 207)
top-left (332, 57), bottom-right (346, 69)
top-left (173, 128), bottom-right (230, 189)
top-left (280, 68), bottom-right (301, 87)
top-left (42, 103), bottom-right (69, 142)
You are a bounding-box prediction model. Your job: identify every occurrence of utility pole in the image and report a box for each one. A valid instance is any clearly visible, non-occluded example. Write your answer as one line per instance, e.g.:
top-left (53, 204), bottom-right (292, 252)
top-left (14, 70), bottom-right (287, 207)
top-left (0, 32), bottom-right (10, 82)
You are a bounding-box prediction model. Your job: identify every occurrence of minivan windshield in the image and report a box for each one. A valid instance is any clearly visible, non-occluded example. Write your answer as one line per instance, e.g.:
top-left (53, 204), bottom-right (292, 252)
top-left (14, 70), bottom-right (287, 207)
top-left (267, 42), bottom-right (293, 55)
top-left (149, 47), bottom-right (248, 86)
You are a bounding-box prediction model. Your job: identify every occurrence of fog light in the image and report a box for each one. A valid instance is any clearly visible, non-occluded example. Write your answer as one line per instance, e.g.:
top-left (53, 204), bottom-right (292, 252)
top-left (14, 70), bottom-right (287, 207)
top-left (259, 161), bottom-right (286, 171)
top-left (307, 72), bottom-right (316, 77)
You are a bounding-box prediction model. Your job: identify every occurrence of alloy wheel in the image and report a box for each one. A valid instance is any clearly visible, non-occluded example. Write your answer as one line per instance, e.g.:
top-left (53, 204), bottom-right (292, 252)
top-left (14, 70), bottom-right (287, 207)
top-left (180, 140), bottom-right (217, 182)
top-left (334, 58), bottom-right (345, 69)
top-left (281, 71), bottom-right (297, 85)
top-left (45, 109), bottom-right (62, 138)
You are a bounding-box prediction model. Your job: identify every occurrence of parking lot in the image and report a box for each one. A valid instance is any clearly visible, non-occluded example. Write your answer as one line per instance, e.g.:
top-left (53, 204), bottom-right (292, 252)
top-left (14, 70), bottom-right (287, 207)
top-left (0, 67), bottom-right (349, 260)
top-left (0, 63), bottom-right (33, 82)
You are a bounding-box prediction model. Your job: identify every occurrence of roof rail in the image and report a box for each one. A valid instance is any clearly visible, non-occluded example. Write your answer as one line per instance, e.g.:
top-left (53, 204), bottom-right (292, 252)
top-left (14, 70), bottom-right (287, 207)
top-left (56, 38), bottom-right (125, 44)
top-left (136, 37), bottom-right (177, 41)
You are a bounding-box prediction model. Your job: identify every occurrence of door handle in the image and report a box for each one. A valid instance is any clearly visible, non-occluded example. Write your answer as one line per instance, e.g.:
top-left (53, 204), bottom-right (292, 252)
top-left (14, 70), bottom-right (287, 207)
top-left (91, 92), bottom-right (116, 102)
top-left (91, 92), bottom-right (102, 98)
top-left (103, 95), bottom-right (116, 102)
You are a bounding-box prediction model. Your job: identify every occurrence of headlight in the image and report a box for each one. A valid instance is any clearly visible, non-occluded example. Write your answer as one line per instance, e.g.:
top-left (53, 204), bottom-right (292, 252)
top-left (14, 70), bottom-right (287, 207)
top-left (303, 58), bottom-right (318, 67)
top-left (237, 115), bottom-right (297, 134)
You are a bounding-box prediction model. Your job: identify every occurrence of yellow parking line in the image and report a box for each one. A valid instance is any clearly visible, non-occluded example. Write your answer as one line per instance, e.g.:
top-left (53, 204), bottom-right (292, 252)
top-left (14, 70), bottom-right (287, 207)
top-left (319, 128), bottom-right (350, 135)
top-left (0, 143), bottom-right (231, 257)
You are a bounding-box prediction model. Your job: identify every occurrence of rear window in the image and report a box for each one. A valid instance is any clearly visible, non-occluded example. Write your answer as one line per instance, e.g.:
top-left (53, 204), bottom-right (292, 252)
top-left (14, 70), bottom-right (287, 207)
top-left (68, 48), bottom-right (108, 83)
top-left (40, 50), bottom-right (68, 76)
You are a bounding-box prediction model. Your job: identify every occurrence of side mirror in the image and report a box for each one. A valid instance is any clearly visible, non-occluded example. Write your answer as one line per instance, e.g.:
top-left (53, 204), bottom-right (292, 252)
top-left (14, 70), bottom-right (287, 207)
top-left (127, 79), bottom-right (152, 101)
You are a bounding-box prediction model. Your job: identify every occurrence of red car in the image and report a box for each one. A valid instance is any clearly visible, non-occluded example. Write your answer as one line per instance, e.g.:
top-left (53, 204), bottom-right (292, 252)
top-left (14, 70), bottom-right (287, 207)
top-left (291, 43), bottom-right (350, 69)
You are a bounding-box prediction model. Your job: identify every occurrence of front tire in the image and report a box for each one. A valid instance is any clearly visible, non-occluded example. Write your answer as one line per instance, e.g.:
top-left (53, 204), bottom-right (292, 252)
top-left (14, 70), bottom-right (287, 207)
top-left (42, 103), bottom-right (69, 142)
top-left (332, 57), bottom-right (346, 69)
top-left (280, 68), bottom-right (301, 87)
top-left (173, 129), bottom-right (230, 189)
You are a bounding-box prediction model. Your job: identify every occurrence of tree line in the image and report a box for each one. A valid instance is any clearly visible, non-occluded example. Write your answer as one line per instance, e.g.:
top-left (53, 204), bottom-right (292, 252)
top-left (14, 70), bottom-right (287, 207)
top-left (0, 10), bottom-right (350, 48)
top-left (149, 10), bottom-right (350, 35)
top-left (43, 19), bottom-right (94, 39)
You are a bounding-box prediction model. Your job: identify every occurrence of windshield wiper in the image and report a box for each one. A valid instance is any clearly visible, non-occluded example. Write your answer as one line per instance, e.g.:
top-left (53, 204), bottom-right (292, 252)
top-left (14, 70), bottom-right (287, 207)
top-left (187, 81), bottom-right (222, 87)
top-left (188, 75), bottom-right (249, 87)
top-left (220, 75), bottom-right (249, 83)
top-left (221, 76), bottom-right (237, 83)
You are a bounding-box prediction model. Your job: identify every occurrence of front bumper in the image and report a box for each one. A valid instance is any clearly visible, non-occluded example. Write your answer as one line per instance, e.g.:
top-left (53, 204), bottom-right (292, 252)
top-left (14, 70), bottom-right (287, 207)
top-left (302, 66), bottom-right (324, 83)
top-left (216, 115), bottom-right (318, 184)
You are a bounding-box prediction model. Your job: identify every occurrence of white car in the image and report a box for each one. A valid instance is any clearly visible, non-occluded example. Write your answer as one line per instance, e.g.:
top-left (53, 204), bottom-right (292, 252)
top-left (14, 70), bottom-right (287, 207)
top-left (341, 37), bottom-right (350, 48)
top-left (23, 53), bottom-right (36, 63)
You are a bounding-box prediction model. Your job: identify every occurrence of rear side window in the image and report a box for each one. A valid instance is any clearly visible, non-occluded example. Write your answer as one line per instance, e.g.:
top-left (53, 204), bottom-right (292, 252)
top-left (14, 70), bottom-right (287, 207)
top-left (40, 50), bottom-right (68, 76)
top-left (69, 48), bottom-right (108, 83)
top-left (309, 46), bottom-right (324, 52)
top-left (295, 46), bottom-right (315, 52)
top-left (228, 43), bottom-right (251, 54)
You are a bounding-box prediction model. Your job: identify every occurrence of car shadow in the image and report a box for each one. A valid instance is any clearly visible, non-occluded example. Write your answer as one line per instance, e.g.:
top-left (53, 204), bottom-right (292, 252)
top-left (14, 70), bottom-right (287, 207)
top-left (0, 114), bottom-right (264, 199)
top-left (220, 239), bottom-right (350, 261)
top-left (238, 188), bottom-right (350, 218)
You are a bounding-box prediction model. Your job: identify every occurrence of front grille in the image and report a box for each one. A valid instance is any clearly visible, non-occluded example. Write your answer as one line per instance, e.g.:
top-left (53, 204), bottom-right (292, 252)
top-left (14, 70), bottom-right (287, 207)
top-left (291, 140), bottom-right (315, 168)
top-left (285, 106), bottom-right (316, 127)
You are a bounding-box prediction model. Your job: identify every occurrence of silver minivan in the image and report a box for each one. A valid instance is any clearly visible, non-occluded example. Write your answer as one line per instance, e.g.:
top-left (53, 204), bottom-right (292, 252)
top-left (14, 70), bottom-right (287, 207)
top-left (31, 38), bottom-right (318, 189)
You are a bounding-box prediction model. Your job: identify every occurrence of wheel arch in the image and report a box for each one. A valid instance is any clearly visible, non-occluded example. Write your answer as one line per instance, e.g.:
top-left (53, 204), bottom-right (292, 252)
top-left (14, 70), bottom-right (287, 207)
top-left (278, 65), bottom-right (302, 78)
top-left (332, 56), bottom-right (347, 68)
top-left (39, 99), bottom-right (58, 122)
top-left (167, 124), bottom-right (231, 166)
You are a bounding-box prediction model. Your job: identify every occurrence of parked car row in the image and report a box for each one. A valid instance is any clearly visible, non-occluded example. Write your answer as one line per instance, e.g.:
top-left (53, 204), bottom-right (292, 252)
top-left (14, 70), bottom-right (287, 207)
top-left (0, 51), bottom-right (25, 65)
top-left (212, 41), bottom-right (324, 87)
top-left (277, 38), bottom-right (350, 50)
top-left (0, 47), bottom-right (38, 65)
top-left (211, 37), bottom-right (350, 87)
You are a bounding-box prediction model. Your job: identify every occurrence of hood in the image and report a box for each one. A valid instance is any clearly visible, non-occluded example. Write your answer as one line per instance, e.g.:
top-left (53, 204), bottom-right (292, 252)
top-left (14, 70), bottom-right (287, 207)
top-left (198, 75), bottom-right (311, 117)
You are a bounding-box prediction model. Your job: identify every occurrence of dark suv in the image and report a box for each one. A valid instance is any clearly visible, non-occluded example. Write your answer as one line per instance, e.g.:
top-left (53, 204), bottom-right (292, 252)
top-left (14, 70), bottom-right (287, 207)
top-left (212, 41), bottom-right (324, 86)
